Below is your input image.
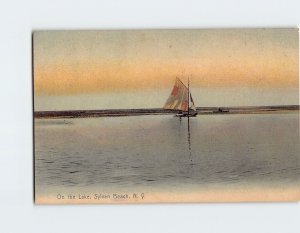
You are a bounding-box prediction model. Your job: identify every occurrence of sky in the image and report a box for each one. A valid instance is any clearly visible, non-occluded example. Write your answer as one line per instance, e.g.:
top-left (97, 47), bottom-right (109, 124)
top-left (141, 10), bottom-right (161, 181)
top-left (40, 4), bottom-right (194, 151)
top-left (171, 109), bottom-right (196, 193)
top-left (33, 29), bottom-right (299, 110)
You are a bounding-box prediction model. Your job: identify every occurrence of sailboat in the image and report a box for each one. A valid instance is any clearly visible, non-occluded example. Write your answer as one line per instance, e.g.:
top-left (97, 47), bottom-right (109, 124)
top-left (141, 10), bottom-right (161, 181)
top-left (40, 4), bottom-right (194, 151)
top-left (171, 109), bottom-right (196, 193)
top-left (163, 77), bottom-right (198, 117)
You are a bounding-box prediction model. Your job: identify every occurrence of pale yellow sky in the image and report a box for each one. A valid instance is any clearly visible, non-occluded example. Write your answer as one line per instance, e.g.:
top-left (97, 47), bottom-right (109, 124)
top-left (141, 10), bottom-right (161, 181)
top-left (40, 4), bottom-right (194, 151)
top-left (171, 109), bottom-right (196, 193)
top-left (34, 29), bottom-right (299, 96)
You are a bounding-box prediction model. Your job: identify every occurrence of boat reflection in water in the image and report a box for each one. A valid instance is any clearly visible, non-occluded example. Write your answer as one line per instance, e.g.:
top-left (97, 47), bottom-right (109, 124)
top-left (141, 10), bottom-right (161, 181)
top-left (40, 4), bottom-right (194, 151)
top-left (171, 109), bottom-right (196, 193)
top-left (164, 77), bottom-right (198, 164)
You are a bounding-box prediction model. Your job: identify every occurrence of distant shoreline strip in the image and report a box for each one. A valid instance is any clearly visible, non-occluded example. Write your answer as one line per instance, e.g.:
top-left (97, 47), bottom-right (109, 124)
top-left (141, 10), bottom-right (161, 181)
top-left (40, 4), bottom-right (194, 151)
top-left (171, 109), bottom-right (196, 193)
top-left (34, 105), bottom-right (299, 119)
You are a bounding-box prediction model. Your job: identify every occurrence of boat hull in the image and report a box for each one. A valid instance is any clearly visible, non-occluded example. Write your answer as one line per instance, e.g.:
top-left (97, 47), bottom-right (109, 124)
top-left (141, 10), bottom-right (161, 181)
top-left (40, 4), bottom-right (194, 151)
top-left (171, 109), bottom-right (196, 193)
top-left (175, 112), bottom-right (198, 117)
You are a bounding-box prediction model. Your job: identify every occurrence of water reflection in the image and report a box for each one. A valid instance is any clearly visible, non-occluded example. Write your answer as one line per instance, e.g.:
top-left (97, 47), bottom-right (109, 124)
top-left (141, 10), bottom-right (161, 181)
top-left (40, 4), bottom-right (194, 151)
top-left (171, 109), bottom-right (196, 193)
top-left (187, 117), bottom-right (193, 163)
top-left (178, 116), bottom-right (193, 164)
top-left (35, 114), bottom-right (300, 191)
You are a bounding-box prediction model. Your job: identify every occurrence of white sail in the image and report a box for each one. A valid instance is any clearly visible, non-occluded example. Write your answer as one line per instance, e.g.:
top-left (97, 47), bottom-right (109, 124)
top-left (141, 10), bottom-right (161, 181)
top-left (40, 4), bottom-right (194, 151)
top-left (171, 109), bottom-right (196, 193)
top-left (163, 78), bottom-right (189, 111)
top-left (190, 93), bottom-right (197, 111)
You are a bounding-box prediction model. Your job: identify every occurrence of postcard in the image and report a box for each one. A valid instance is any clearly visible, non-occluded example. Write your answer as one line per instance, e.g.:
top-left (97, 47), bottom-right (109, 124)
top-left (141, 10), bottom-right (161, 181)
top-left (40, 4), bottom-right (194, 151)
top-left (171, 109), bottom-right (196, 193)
top-left (33, 29), bottom-right (299, 204)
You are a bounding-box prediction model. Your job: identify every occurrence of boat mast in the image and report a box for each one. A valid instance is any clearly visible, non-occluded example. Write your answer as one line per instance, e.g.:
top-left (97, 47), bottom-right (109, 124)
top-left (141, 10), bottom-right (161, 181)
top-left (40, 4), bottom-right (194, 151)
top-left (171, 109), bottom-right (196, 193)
top-left (188, 76), bottom-right (190, 115)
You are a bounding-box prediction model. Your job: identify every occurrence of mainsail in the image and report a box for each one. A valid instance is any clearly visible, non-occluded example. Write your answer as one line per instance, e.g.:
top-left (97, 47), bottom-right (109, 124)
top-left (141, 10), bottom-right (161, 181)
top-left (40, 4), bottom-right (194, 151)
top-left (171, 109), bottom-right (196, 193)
top-left (163, 78), bottom-right (189, 111)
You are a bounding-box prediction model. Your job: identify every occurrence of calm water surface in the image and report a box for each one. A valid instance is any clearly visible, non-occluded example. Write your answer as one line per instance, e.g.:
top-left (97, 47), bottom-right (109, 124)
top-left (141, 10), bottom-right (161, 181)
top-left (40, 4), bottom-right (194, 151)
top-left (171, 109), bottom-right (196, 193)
top-left (35, 113), bottom-right (300, 194)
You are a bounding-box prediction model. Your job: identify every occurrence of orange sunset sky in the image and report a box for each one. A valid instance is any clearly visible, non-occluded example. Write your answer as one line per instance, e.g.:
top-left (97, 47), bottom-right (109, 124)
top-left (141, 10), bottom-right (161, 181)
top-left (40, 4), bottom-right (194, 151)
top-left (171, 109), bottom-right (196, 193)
top-left (33, 29), bottom-right (299, 110)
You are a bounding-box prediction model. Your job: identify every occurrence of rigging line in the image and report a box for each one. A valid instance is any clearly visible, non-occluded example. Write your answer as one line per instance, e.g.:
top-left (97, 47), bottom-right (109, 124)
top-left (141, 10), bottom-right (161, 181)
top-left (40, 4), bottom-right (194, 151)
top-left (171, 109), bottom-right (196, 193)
top-left (188, 76), bottom-right (190, 115)
top-left (177, 78), bottom-right (188, 89)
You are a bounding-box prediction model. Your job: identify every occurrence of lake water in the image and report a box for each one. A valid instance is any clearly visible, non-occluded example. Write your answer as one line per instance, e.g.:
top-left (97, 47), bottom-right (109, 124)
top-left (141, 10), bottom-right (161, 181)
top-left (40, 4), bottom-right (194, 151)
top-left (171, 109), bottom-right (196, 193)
top-left (35, 113), bottom-right (300, 201)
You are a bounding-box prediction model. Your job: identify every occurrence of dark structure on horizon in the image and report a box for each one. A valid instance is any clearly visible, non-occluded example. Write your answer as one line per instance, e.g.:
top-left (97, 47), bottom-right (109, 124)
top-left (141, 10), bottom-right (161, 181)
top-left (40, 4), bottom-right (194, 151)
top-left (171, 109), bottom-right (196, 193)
top-left (34, 105), bottom-right (299, 119)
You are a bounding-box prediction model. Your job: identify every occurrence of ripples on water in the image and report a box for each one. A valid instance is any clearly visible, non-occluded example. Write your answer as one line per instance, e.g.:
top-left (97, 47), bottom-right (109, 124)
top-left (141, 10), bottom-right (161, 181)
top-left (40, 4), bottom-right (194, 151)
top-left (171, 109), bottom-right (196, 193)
top-left (35, 113), bottom-right (300, 191)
